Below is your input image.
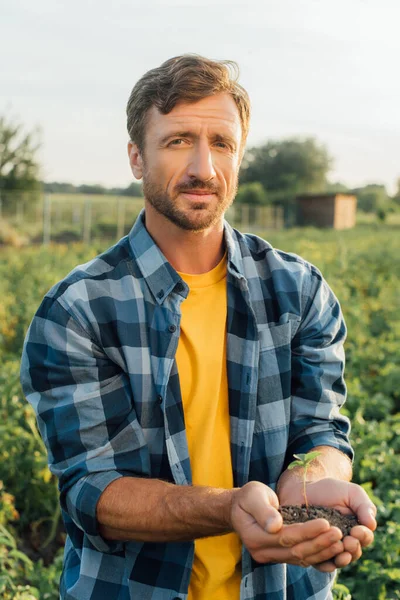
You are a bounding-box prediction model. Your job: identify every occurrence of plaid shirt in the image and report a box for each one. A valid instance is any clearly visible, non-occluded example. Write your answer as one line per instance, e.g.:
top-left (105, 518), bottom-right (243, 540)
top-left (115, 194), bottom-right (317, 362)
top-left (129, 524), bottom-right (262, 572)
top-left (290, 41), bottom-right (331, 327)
top-left (21, 211), bottom-right (353, 600)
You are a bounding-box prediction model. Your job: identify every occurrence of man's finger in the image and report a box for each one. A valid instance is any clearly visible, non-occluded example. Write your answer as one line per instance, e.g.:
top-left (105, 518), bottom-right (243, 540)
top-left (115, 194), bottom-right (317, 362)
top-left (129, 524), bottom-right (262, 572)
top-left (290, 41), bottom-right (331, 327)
top-left (349, 525), bottom-right (375, 548)
top-left (347, 485), bottom-right (377, 530)
top-left (294, 539), bottom-right (344, 566)
top-left (354, 502), bottom-right (377, 531)
top-left (238, 482), bottom-right (282, 533)
top-left (334, 551), bottom-right (354, 568)
top-left (278, 519), bottom-right (331, 547)
top-left (313, 560), bottom-right (337, 573)
top-left (342, 535), bottom-right (361, 557)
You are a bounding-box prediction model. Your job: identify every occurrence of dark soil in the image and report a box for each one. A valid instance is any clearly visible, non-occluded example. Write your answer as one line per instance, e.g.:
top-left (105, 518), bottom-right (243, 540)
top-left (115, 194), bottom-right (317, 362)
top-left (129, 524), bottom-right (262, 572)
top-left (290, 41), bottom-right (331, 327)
top-left (279, 505), bottom-right (359, 537)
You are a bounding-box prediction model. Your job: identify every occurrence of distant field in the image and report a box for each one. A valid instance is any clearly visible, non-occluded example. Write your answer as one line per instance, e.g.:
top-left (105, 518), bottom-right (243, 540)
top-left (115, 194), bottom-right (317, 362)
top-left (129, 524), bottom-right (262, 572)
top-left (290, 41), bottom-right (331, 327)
top-left (48, 193), bottom-right (143, 206)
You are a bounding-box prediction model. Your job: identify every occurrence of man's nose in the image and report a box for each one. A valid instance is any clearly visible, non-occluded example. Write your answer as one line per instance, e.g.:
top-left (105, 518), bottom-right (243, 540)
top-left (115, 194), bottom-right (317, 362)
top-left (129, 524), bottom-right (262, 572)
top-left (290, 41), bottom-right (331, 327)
top-left (187, 142), bottom-right (217, 182)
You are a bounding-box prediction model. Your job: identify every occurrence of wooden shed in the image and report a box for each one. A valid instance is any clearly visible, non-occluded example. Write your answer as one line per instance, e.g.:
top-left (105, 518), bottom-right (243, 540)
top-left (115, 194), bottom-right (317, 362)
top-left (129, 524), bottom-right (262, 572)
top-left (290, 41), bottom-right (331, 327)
top-left (296, 193), bottom-right (357, 229)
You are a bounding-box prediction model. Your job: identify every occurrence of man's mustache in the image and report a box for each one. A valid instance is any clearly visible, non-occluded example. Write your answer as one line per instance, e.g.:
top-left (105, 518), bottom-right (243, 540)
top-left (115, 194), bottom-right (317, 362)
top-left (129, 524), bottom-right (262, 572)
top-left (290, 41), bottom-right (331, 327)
top-left (175, 179), bottom-right (220, 194)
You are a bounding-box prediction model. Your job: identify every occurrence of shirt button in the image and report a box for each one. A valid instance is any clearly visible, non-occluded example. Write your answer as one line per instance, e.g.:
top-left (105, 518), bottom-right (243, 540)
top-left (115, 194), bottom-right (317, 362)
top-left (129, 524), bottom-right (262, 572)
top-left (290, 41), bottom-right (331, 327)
top-left (157, 289), bottom-right (164, 299)
top-left (175, 282), bottom-right (184, 292)
top-left (168, 325), bottom-right (177, 333)
top-left (157, 395), bottom-right (163, 404)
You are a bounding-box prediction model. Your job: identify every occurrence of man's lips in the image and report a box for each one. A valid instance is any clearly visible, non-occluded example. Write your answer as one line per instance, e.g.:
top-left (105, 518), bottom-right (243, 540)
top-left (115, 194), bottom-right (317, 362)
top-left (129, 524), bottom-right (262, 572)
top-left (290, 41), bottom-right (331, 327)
top-left (178, 189), bottom-right (218, 201)
top-left (179, 189), bottom-right (216, 195)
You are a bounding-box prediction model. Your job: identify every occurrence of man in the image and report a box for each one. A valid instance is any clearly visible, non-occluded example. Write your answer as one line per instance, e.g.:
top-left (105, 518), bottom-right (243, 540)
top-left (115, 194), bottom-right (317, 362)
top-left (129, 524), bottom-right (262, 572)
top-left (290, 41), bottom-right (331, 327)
top-left (21, 55), bottom-right (376, 600)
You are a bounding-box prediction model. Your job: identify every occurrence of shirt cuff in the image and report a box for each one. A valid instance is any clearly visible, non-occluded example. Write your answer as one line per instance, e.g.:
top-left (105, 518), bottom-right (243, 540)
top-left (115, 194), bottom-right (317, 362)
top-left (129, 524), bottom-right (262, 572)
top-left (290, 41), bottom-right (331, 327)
top-left (65, 470), bottom-right (126, 553)
top-left (286, 432), bottom-right (354, 469)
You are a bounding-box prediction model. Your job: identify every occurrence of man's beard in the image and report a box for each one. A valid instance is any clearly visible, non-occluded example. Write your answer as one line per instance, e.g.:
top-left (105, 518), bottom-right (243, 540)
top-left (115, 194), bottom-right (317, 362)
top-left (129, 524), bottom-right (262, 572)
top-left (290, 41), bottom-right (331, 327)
top-left (142, 169), bottom-right (238, 232)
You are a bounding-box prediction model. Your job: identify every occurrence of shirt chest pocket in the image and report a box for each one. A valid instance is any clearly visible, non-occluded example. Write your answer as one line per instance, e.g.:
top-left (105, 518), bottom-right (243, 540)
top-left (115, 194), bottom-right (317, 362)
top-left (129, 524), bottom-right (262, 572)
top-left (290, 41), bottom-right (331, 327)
top-left (258, 321), bottom-right (293, 352)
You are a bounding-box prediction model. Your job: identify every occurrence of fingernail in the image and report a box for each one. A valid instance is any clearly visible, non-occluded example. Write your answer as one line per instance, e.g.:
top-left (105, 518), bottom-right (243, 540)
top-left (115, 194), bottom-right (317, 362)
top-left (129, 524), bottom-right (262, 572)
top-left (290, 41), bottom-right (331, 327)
top-left (368, 507), bottom-right (376, 519)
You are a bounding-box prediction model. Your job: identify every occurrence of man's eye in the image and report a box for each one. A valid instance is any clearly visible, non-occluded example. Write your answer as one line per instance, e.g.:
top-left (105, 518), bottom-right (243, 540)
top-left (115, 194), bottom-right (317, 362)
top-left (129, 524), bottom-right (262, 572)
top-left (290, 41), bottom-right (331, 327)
top-left (169, 139), bottom-right (185, 146)
top-left (214, 141), bottom-right (229, 150)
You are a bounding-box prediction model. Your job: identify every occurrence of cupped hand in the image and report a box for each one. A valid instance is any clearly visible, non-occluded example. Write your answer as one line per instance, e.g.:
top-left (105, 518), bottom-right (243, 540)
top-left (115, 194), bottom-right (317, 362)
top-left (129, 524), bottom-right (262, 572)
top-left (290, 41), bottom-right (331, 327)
top-left (278, 477), bottom-right (377, 571)
top-left (230, 481), bottom-right (345, 568)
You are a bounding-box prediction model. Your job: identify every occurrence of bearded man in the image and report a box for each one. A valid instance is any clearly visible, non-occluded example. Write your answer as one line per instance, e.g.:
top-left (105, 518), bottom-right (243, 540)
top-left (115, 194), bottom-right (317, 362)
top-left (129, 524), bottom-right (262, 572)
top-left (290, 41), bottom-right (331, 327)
top-left (21, 55), bottom-right (376, 600)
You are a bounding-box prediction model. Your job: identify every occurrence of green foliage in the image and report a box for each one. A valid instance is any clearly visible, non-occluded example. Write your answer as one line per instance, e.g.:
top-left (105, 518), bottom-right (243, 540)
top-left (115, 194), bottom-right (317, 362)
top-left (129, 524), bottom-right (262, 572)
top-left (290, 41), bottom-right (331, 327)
top-left (332, 582), bottom-right (352, 600)
top-left (0, 116), bottom-right (41, 206)
top-left (353, 184), bottom-right (390, 213)
top-left (287, 452), bottom-right (322, 508)
top-left (235, 182), bottom-right (269, 205)
top-left (0, 520), bottom-right (62, 599)
top-left (28, 550), bottom-right (64, 600)
top-left (0, 362), bottom-right (59, 530)
top-left (0, 243), bottom-right (99, 358)
top-left (239, 137), bottom-right (332, 195)
top-left (0, 523), bottom-right (39, 600)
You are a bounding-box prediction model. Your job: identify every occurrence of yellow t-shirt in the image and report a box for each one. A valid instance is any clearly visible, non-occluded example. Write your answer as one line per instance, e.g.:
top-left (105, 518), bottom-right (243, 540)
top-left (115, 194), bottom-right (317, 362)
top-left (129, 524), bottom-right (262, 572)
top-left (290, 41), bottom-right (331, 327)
top-left (175, 255), bottom-right (242, 600)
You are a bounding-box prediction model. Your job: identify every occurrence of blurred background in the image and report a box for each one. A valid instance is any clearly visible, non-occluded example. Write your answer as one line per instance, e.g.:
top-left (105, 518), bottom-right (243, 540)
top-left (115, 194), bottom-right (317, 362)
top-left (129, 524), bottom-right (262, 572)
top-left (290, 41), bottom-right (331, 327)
top-left (0, 2), bottom-right (399, 599)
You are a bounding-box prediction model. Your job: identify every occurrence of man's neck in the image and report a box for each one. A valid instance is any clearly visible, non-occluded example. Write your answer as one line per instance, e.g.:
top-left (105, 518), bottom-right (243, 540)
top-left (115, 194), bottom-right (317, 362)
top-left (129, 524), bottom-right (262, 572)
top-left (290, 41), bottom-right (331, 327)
top-left (144, 204), bottom-right (225, 274)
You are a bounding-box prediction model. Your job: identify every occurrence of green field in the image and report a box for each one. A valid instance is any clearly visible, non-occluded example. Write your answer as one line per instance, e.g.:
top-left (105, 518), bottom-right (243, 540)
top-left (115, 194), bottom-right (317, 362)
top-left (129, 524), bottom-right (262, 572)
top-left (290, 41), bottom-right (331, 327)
top-left (0, 223), bottom-right (399, 599)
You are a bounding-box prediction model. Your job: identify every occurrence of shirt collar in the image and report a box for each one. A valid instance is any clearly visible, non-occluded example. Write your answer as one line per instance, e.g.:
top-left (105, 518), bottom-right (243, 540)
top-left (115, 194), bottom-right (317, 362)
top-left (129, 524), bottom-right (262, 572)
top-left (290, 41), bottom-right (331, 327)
top-left (128, 210), bottom-right (245, 304)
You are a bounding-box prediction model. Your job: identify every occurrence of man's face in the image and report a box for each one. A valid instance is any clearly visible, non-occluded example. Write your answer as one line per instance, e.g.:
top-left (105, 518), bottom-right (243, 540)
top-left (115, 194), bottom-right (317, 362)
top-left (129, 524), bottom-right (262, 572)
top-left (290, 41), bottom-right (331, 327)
top-left (128, 93), bottom-right (243, 231)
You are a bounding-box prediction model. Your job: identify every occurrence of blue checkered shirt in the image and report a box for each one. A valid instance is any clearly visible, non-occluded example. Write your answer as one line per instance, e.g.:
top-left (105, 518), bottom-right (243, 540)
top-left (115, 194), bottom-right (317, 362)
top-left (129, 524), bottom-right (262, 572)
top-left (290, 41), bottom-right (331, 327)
top-left (21, 211), bottom-right (353, 599)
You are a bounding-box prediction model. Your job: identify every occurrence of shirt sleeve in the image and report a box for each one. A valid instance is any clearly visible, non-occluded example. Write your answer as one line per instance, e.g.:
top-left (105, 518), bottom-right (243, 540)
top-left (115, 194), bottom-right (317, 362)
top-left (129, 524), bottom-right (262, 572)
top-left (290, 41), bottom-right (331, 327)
top-left (286, 265), bottom-right (354, 466)
top-left (20, 295), bottom-right (150, 553)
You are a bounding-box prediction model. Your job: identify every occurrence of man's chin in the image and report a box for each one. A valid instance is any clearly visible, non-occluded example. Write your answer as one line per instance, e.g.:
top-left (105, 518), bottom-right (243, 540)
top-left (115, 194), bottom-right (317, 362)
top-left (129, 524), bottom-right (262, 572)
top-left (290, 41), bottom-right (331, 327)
top-left (169, 208), bottom-right (222, 232)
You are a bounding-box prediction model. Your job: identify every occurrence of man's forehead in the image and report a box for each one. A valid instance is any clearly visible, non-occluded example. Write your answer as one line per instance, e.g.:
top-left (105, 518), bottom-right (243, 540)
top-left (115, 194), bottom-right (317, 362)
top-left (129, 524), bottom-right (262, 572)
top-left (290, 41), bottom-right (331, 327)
top-left (146, 94), bottom-right (241, 133)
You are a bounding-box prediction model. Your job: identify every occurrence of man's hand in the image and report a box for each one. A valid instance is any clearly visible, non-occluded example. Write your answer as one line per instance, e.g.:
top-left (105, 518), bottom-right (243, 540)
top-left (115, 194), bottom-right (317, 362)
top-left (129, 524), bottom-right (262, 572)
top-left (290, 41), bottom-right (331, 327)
top-left (230, 481), bottom-right (346, 568)
top-left (278, 477), bottom-right (377, 572)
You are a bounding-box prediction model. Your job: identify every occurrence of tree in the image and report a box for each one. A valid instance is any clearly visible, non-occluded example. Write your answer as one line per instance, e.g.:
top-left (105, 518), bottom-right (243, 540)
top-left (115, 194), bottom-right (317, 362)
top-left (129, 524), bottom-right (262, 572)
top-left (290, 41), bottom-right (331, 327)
top-left (239, 137), bottom-right (333, 196)
top-left (235, 182), bottom-right (268, 205)
top-left (0, 115), bottom-right (41, 208)
top-left (353, 184), bottom-right (389, 213)
top-left (117, 182), bottom-right (143, 197)
top-left (326, 181), bottom-right (349, 194)
top-left (0, 116), bottom-right (41, 210)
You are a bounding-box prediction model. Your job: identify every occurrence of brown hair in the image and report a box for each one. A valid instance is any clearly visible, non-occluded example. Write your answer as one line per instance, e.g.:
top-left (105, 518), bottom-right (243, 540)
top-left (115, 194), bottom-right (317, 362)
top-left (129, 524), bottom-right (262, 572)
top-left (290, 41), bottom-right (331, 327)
top-left (126, 54), bottom-right (250, 152)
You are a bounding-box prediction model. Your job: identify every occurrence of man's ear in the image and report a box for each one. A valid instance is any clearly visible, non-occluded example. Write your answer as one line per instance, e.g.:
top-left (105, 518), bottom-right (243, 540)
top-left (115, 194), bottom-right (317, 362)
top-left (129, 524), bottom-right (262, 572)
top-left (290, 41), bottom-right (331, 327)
top-left (128, 141), bottom-right (144, 180)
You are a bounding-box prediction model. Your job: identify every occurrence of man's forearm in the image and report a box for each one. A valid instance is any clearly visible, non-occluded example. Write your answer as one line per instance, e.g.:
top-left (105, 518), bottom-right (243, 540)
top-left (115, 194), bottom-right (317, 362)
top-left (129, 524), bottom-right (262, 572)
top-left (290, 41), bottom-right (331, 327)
top-left (277, 446), bottom-right (352, 497)
top-left (97, 477), bottom-right (236, 542)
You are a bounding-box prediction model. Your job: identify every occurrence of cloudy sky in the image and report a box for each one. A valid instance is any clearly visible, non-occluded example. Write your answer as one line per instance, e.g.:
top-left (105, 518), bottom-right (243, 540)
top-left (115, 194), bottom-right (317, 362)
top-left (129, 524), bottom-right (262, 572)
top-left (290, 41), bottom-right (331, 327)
top-left (2, 0), bottom-right (399, 192)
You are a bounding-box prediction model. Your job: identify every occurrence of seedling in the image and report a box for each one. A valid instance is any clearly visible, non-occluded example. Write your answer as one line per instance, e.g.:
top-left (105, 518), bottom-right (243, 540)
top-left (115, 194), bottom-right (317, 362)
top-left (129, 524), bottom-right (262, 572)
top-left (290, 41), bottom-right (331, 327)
top-left (287, 451), bottom-right (322, 510)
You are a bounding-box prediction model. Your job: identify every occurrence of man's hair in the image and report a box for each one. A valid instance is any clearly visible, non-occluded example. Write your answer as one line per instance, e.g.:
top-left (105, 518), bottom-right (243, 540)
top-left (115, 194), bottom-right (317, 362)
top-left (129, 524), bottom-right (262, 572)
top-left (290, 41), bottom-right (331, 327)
top-left (126, 54), bottom-right (250, 152)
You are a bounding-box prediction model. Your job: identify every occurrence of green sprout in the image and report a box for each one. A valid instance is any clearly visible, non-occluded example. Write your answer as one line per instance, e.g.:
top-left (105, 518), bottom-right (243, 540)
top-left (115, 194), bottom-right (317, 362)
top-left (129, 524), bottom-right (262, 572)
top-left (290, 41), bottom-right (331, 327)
top-left (287, 451), bottom-right (322, 509)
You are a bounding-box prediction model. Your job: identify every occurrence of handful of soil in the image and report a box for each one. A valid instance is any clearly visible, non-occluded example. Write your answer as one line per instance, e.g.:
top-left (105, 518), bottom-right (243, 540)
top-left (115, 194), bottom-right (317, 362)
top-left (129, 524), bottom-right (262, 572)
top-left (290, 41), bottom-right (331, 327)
top-left (279, 505), bottom-right (359, 537)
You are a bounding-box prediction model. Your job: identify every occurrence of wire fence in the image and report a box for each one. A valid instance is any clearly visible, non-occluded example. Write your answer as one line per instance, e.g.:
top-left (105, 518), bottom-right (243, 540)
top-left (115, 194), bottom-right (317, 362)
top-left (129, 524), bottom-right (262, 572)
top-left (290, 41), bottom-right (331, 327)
top-left (0, 191), bottom-right (285, 246)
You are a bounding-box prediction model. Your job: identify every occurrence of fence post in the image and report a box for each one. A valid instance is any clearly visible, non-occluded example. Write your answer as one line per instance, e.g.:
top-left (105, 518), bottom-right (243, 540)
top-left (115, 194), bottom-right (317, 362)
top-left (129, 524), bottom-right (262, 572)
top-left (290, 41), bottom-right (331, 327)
top-left (16, 199), bottom-right (24, 224)
top-left (83, 198), bottom-right (92, 244)
top-left (43, 195), bottom-right (51, 245)
top-left (117, 197), bottom-right (126, 240)
top-left (55, 201), bottom-right (62, 228)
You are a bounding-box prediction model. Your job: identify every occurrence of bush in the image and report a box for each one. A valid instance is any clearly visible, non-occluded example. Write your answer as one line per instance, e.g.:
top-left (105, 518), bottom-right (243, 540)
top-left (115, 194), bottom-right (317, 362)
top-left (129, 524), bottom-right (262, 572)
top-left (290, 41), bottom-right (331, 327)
top-left (235, 182), bottom-right (269, 205)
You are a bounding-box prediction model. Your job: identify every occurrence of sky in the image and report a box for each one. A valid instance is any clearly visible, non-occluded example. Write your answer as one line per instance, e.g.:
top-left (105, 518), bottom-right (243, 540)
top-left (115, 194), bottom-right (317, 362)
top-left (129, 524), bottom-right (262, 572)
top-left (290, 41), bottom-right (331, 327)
top-left (2, 0), bottom-right (399, 192)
